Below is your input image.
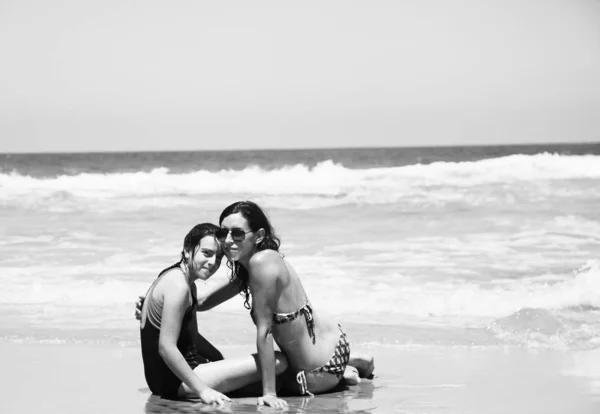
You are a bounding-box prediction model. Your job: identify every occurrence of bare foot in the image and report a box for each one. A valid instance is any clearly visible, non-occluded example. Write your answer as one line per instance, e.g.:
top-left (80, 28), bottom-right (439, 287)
top-left (348, 352), bottom-right (375, 378)
top-left (343, 366), bottom-right (361, 385)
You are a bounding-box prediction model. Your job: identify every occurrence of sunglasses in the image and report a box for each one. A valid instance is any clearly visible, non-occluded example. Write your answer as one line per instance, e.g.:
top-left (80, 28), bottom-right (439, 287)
top-left (216, 228), bottom-right (253, 242)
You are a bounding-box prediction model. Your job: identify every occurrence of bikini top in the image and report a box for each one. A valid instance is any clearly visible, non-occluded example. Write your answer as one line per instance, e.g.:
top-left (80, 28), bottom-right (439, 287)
top-left (273, 300), bottom-right (316, 344)
top-left (249, 254), bottom-right (316, 343)
top-left (251, 300), bottom-right (316, 344)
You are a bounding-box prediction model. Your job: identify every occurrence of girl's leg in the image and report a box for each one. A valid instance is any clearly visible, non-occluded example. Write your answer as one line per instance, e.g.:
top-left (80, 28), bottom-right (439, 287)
top-left (193, 331), bottom-right (224, 362)
top-left (177, 351), bottom-right (288, 398)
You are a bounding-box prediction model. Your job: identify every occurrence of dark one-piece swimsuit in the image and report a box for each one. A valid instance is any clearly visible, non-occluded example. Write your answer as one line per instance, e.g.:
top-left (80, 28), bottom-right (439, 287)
top-left (140, 264), bottom-right (209, 399)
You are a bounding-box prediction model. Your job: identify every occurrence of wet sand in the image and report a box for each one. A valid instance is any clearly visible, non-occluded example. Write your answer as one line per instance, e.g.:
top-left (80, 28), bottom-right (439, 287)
top-left (1, 342), bottom-right (599, 413)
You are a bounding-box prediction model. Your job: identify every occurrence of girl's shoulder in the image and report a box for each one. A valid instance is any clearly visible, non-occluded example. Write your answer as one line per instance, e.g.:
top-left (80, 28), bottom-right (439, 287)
top-left (155, 268), bottom-right (190, 296)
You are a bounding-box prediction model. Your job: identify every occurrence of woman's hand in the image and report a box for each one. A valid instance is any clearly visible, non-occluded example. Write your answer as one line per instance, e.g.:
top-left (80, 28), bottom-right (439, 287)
top-left (198, 387), bottom-right (231, 406)
top-left (134, 296), bottom-right (145, 321)
top-left (257, 394), bottom-right (288, 408)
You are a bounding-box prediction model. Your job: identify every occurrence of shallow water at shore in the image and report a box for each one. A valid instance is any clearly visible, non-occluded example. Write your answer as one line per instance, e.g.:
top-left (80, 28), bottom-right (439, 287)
top-left (2, 342), bottom-right (600, 414)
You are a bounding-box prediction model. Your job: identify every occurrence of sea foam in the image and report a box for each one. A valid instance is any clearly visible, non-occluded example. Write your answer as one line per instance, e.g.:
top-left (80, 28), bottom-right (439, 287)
top-left (1, 154), bottom-right (599, 211)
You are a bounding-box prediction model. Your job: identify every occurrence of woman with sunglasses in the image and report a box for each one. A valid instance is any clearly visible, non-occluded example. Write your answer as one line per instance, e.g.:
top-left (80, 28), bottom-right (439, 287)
top-left (211, 201), bottom-right (374, 406)
top-left (139, 222), bottom-right (288, 405)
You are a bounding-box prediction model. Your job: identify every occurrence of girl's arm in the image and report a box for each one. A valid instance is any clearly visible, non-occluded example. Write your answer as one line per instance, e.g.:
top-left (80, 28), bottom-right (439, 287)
top-left (196, 276), bottom-right (239, 311)
top-left (190, 311), bottom-right (224, 362)
top-left (248, 255), bottom-right (288, 409)
top-left (159, 283), bottom-right (228, 404)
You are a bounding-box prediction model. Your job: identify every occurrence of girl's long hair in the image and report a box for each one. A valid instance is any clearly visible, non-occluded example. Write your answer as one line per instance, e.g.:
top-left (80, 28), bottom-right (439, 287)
top-left (219, 201), bottom-right (280, 309)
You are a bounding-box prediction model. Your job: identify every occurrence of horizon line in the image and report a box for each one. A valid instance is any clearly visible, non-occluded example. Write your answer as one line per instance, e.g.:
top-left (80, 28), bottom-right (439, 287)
top-left (2, 140), bottom-right (599, 156)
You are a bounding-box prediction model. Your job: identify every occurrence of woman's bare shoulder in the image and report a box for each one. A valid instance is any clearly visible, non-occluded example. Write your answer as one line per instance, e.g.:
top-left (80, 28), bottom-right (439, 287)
top-left (248, 250), bottom-right (285, 282)
top-left (250, 249), bottom-right (283, 265)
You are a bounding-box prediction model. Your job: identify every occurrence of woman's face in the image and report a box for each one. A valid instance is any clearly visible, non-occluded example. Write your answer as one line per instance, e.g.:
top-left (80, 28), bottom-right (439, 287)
top-left (189, 235), bottom-right (222, 281)
top-left (220, 212), bottom-right (256, 262)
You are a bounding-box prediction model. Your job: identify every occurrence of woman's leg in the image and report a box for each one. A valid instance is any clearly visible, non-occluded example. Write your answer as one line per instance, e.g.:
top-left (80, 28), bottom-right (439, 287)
top-left (348, 352), bottom-right (375, 378)
top-left (177, 351), bottom-right (288, 398)
top-left (343, 366), bottom-right (361, 385)
top-left (303, 371), bottom-right (343, 395)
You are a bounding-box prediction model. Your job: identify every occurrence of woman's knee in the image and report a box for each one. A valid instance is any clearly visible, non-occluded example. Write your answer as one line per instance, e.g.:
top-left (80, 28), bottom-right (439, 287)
top-left (274, 351), bottom-right (289, 374)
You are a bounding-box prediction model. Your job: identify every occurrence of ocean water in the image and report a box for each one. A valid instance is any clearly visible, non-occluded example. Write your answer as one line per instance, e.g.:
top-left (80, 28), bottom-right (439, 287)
top-left (1, 143), bottom-right (600, 352)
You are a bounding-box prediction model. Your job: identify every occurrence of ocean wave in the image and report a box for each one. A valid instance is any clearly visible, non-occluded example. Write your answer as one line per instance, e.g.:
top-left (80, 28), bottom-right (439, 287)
top-left (487, 307), bottom-right (600, 350)
top-left (1, 260), bottom-right (599, 350)
top-left (3, 252), bottom-right (599, 324)
top-left (0, 265), bottom-right (243, 312)
top-left (305, 260), bottom-right (600, 322)
top-left (1, 153), bottom-right (599, 211)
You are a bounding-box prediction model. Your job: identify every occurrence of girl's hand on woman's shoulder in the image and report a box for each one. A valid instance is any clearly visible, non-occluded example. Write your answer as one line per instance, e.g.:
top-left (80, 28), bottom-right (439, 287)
top-left (134, 295), bottom-right (145, 321)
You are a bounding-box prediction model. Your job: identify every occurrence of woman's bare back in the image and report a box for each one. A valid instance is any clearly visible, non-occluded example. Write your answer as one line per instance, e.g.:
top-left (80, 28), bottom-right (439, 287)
top-left (250, 251), bottom-right (343, 372)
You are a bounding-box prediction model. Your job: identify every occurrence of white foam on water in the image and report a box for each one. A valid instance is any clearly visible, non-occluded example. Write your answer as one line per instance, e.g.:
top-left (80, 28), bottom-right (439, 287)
top-left (1, 153), bottom-right (599, 211)
top-left (0, 263), bottom-right (244, 312)
top-left (1, 257), bottom-right (599, 350)
top-left (319, 214), bottom-right (600, 280)
top-left (5, 257), bottom-right (596, 322)
top-left (298, 259), bottom-right (600, 321)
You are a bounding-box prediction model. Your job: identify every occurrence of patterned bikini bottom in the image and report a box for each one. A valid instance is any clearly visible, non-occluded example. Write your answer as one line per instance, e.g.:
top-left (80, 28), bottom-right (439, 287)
top-left (295, 324), bottom-right (351, 396)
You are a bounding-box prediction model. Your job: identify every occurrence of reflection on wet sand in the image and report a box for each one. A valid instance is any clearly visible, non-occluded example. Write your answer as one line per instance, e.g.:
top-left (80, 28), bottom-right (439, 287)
top-left (563, 348), bottom-right (600, 398)
top-left (143, 380), bottom-right (377, 414)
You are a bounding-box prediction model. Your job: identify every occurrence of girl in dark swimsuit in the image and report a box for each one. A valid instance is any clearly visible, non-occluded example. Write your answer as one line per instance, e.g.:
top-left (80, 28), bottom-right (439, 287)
top-left (139, 223), bottom-right (288, 404)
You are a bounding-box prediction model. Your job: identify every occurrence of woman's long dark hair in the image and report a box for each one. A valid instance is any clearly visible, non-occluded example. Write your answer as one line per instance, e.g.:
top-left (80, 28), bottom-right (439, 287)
top-left (157, 222), bottom-right (220, 278)
top-left (219, 201), bottom-right (281, 309)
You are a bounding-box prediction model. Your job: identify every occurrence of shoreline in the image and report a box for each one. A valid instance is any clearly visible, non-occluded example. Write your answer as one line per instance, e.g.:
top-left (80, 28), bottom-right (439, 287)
top-left (2, 342), bottom-right (600, 413)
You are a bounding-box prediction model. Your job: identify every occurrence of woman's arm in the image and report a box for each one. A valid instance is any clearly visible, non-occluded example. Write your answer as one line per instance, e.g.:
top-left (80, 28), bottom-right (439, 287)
top-left (196, 276), bottom-right (239, 312)
top-left (159, 283), bottom-right (228, 404)
top-left (248, 255), bottom-right (288, 409)
top-left (135, 277), bottom-right (238, 320)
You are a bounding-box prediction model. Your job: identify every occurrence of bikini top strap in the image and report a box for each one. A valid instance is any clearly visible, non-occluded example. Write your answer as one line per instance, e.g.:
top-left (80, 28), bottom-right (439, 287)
top-left (302, 302), bottom-right (316, 344)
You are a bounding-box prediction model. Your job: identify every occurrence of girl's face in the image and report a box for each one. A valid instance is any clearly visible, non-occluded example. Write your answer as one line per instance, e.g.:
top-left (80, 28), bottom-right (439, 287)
top-left (188, 235), bottom-right (222, 281)
top-left (219, 213), bottom-right (256, 263)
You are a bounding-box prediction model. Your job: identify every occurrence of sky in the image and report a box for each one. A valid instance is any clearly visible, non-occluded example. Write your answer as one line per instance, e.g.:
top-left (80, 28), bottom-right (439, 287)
top-left (1, 0), bottom-right (599, 153)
